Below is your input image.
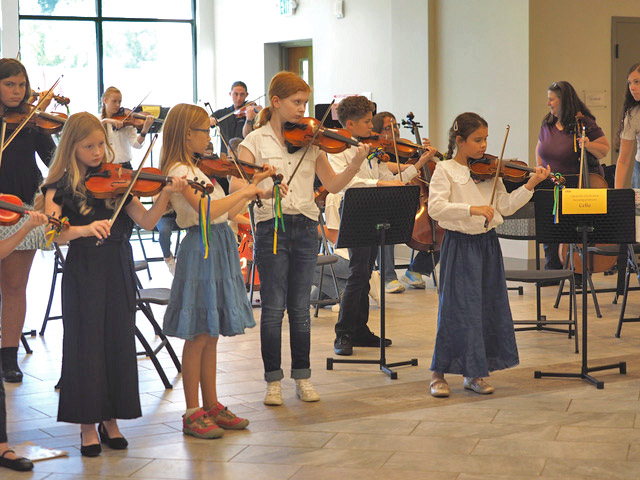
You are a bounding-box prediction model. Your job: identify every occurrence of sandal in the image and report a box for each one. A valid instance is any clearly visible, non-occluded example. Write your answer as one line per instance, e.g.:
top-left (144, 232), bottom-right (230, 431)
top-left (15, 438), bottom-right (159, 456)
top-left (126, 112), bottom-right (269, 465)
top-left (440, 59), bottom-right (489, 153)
top-left (429, 378), bottom-right (450, 398)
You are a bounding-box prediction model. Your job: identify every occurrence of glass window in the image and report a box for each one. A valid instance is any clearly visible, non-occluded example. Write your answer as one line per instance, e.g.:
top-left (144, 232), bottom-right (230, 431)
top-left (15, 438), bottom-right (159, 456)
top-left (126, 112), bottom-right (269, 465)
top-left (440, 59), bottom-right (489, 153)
top-left (101, 0), bottom-right (192, 20)
top-left (102, 21), bottom-right (194, 107)
top-left (19, 0), bottom-right (96, 16)
top-left (19, 19), bottom-right (98, 115)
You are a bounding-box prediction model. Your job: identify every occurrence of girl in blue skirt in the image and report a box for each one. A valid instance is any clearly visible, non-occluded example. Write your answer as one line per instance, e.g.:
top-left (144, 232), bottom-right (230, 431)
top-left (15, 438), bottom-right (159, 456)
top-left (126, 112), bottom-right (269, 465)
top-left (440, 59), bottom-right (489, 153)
top-left (428, 112), bottom-right (549, 397)
top-left (160, 104), bottom-right (274, 438)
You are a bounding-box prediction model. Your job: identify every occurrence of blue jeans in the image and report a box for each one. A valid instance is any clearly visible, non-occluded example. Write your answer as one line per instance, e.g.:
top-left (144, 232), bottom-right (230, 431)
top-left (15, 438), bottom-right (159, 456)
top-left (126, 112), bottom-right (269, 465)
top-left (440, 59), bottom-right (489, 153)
top-left (156, 212), bottom-right (178, 259)
top-left (376, 244), bottom-right (397, 282)
top-left (632, 161), bottom-right (640, 189)
top-left (255, 214), bottom-right (318, 382)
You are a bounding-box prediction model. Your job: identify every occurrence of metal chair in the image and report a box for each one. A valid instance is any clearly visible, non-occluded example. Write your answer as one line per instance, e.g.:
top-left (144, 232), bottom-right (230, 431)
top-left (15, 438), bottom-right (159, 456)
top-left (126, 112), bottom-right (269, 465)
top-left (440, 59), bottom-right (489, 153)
top-left (496, 203), bottom-right (579, 352)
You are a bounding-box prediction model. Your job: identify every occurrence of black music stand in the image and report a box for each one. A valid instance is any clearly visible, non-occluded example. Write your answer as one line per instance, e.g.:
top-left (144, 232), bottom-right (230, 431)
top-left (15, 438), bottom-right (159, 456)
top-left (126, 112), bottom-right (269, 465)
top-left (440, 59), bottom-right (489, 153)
top-left (326, 186), bottom-right (420, 379)
top-left (533, 189), bottom-right (634, 388)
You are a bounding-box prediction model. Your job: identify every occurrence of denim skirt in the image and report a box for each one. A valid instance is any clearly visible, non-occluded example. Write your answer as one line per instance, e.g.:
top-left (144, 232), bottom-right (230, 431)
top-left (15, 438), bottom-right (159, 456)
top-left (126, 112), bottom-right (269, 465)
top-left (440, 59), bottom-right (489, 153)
top-left (430, 229), bottom-right (519, 378)
top-left (163, 223), bottom-right (256, 340)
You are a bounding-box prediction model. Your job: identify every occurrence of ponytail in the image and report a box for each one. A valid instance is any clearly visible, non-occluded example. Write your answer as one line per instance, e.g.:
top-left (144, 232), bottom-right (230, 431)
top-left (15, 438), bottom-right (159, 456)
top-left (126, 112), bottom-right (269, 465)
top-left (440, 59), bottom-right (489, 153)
top-left (254, 106), bottom-right (272, 129)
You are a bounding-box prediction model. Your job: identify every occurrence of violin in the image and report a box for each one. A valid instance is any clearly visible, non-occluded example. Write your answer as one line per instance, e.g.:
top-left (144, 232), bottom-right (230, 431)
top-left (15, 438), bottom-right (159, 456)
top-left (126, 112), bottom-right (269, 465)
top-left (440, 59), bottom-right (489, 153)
top-left (29, 91), bottom-right (70, 106)
top-left (236, 212), bottom-right (260, 289)
top-left (468, 154), bottom-right (565, 185)
top-left (361, 133), bottom-right (440, 159)
top-left (0, 193), bottom-right (69, 231)
top-left (314, 185), bottom-right (329, 208)
top-left (233, 102), bottom-right (262, 118)
top-left (2, 107), bottom-right (67, 135)
top-left (283, 118), bottom-right (360, 154)
top-left (85, 163), bottom-right (213, 199)
top-left (110, 107), bottom-right (163, 131)
top-left (194, 153), bottom-right (265, 180)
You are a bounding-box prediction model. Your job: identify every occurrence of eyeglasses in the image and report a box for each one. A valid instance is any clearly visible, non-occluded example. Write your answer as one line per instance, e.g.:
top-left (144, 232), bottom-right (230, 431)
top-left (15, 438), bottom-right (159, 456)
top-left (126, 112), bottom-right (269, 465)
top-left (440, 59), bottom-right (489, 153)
top-left (191, 128), bottom-right (210, 134)
top-left (382, 123), bottom-right (400, 131)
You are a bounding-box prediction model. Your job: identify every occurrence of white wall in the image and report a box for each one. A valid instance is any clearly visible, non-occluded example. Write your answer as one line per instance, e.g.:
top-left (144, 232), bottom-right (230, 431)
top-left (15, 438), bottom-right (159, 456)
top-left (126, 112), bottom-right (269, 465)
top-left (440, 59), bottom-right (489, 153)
top-left (210, 0), bottom-right (429, 122)
top-left (428, 0), bottom-right (530, 260)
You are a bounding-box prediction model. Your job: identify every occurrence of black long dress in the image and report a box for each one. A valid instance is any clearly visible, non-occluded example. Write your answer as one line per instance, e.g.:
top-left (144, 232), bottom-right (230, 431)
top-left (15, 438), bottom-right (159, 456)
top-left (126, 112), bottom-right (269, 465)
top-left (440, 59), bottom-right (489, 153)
top-left (42, 172), bottom-right (141, 424)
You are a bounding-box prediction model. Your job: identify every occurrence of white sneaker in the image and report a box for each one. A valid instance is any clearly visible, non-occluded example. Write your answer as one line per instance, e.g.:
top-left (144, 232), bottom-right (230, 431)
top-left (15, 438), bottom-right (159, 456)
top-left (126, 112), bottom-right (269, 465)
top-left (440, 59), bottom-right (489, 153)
top-left (165, 256), bottom-right (176, 276)
top-left (369, 270), bottom-right (381, 305)
top-left (385, 280), bottom-right (405, 293)
top-left (295, 379), bottom-right (320, 402)
top-left (264, 380), bottom-right (283, 406)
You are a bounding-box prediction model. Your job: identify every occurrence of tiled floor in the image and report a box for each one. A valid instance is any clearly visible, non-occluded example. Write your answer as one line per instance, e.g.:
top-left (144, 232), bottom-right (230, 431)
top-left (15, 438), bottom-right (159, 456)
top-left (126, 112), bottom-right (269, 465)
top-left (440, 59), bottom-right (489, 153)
top-left (5, 245), bottom-right (640, 479)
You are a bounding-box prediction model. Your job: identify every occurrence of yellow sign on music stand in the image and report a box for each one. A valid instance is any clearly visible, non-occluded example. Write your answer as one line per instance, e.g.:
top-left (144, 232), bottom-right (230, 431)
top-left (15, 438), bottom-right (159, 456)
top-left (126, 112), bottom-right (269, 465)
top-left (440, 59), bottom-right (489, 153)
top-left (562, 188), bottom-right (608, 214)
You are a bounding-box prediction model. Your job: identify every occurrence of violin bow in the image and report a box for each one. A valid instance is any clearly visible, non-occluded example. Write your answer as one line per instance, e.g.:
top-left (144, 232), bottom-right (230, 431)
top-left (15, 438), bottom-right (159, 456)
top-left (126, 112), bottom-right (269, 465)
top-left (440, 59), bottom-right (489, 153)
top-left (2, 76), bottom-right (62, 152)
top-left (578, 125), bottom-right (586, 189)
top-left (97, 134), bottom-right (158, 246)
top-left (212, 121), bottom-right (263, 208)
top-left (214, 94), bottom-right (266, 123)
top-left (485, 124), bottom-right (511, 230)
top-left (0, 118), bottom-right (6, 169)
top-left (121, 91), bottom-right (152, 124)
top-left (389, 118), bottom-right (403, 182)
top-left (288, 99), bottom-right (335, 185)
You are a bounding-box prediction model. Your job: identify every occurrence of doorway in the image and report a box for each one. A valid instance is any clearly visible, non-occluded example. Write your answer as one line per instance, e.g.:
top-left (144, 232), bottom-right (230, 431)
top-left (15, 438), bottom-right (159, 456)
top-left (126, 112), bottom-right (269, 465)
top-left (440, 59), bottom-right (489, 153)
top-left (263, 40), bottom-right (313, 116)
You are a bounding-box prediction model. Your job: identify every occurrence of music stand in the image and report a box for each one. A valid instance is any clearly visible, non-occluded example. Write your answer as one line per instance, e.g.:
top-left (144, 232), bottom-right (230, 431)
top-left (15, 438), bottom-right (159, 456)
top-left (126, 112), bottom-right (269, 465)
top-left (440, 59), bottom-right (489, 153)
top-left (533, 189), bottom-right (635, 388)
top-left (326, 186), bottom-right (420, 379)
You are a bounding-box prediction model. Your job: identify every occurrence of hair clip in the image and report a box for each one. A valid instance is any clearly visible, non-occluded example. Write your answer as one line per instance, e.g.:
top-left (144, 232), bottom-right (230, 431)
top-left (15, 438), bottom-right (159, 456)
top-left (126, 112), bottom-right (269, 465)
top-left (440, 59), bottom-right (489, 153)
top-left (453, 121), bottom-right (458, 131)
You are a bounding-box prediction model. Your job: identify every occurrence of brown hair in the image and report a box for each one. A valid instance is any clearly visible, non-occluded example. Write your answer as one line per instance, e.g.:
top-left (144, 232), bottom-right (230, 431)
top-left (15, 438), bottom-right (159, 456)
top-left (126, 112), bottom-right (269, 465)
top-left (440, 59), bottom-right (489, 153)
top-left (336, 96), bottom-right (374, 127)
top-left (35, 112), bottom-right (114, 214)
top-left (0, 58), bottom-right (31, 113)
top-left (616, 62), bottom-right (640, 146)
top-left (446, 112), bottom-right (488, 159)
top-left (254, 71), bottom-right (310, 128)
top-left (159, 103), bottom-right (209, 176)
top-left (101, 86), bottom-right (121, 118)
top-left (372, 111), bottom-right (395, 133)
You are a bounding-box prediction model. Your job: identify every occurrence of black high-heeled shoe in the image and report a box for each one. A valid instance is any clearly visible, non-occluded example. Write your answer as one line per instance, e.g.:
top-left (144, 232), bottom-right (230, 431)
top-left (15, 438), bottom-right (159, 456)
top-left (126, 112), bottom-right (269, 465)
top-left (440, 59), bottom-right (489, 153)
top-left (98, 422), bottom-right (128, 450)
top-left (0, 449), bottom-right (33, 471)
top-left (80, 433), bottom-right (101, 457)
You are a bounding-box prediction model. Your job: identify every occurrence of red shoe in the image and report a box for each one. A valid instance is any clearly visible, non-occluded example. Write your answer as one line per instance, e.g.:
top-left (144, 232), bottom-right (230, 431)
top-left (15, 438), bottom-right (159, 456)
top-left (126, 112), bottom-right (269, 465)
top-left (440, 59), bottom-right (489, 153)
top-left (182, 409), bottom-right (224, 439)
top-left (207, 402), bottom-right (249, 430)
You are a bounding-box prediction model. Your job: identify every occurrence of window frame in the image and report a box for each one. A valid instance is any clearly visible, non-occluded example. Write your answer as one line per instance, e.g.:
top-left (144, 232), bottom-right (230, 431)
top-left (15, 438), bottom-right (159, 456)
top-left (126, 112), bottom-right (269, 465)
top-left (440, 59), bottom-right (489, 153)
top-left (18, 0), bottom-right (198, 104)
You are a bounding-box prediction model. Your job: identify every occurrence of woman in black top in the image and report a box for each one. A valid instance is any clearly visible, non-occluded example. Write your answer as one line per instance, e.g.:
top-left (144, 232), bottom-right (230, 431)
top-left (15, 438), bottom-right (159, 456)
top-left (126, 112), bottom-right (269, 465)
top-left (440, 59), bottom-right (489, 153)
top-left (0, 58), bottom-right (56, 382)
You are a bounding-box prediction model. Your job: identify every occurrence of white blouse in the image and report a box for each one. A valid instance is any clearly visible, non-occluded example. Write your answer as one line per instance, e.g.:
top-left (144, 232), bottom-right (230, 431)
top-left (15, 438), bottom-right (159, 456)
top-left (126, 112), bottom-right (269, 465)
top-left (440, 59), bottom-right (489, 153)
top-left (428, 159), bottom-right (533, 235)
top-left (167, 163), bottom-right (225, 228)
top-left (104, 124), bottom-right (143, 165)
top-left (240, 122), bottom-right (320, 224)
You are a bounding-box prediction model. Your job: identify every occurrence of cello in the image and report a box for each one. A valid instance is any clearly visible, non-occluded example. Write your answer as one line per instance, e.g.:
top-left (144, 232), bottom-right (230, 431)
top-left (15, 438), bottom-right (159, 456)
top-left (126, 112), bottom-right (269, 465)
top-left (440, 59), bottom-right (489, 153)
top-left (402, 112), bottom-right (445, 252)
top-left (559, 114), bottom-right (616, 275)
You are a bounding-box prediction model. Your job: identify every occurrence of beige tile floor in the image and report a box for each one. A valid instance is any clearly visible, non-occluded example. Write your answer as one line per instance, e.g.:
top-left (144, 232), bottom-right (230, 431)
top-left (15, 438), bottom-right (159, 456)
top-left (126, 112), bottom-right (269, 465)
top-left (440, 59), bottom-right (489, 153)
top-left (5, 245), bottom-right (640, 479)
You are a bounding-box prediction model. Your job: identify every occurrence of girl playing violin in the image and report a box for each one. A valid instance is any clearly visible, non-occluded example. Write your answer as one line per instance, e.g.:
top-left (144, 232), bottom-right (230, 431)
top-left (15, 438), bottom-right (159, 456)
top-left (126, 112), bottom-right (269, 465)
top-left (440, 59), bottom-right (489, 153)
top-left (101, 86), bottom-right (154, 168)
top-left (428, 112), bottom-right (549, 398)
top-left (39, 112), bottom-right (188, 456)
top-left (0, 210), bottom-right (48, 473)
top-left (160, 104), bottom-right (269, 439)
top-left (0, 58), bottom-right (57, 383)
top-left (236, 72), bottom-right (369, 406)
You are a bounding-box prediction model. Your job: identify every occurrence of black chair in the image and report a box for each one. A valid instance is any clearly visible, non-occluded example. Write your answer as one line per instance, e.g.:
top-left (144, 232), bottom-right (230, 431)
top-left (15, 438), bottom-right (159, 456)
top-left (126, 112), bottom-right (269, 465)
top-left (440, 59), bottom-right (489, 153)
top-left (496, 203), bottom-right (579, 353)
top-left (612, 244), bottom-right (640, 337)
top-left (310, 205), bottom-right (342, 317)
top-left (40, 243), bottom-right (66, 336)
top-left (134, 285), bottom-right (182, 389)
